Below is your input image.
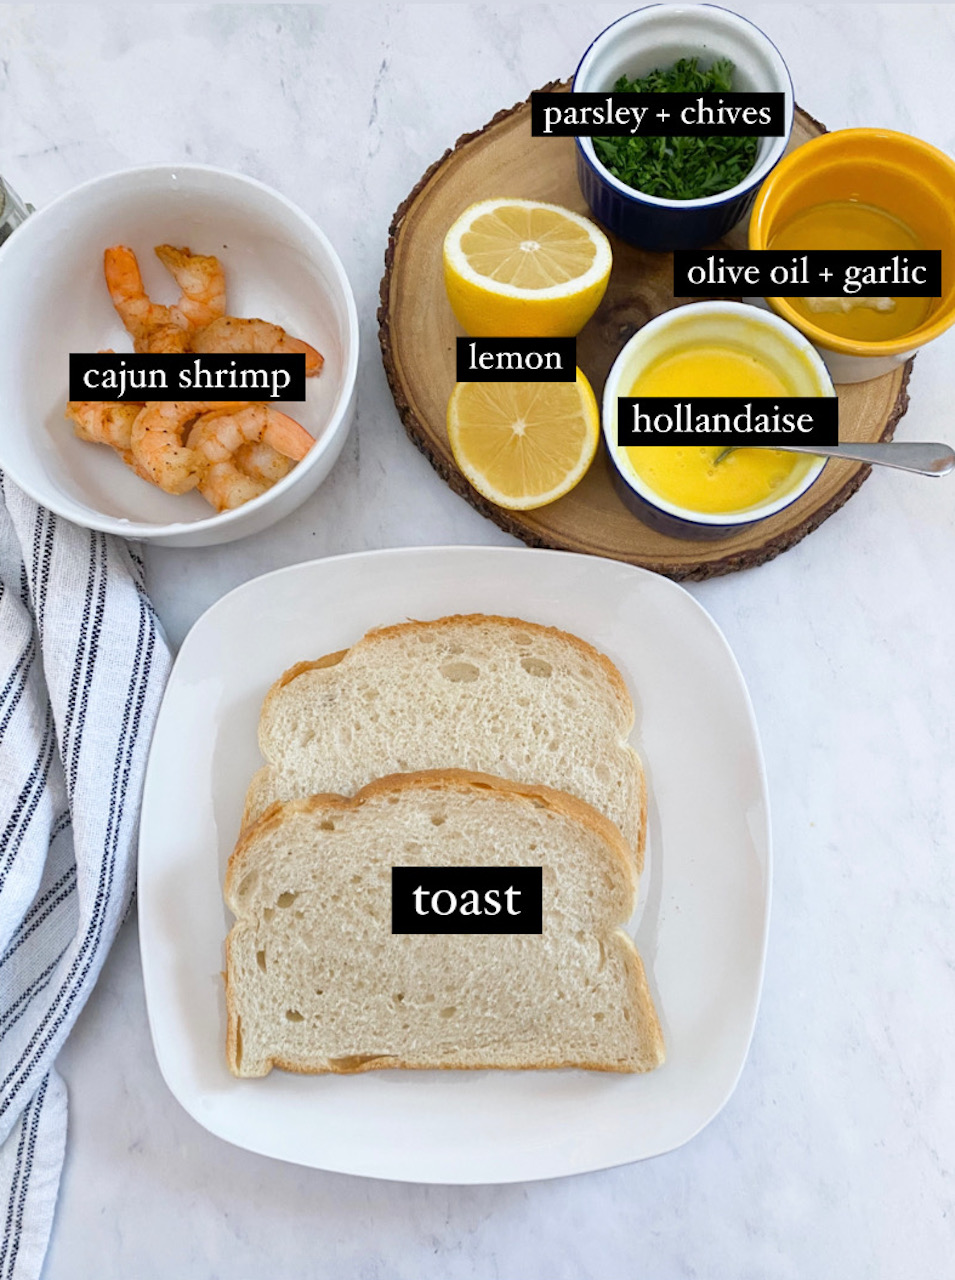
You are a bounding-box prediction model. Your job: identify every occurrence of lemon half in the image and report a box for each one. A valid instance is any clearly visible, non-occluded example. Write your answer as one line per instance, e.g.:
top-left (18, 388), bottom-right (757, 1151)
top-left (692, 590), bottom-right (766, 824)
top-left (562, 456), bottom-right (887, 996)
top-left (443, 199), bottom-right (613, 337)
top-left (447, 369), bottom-right (600, 511)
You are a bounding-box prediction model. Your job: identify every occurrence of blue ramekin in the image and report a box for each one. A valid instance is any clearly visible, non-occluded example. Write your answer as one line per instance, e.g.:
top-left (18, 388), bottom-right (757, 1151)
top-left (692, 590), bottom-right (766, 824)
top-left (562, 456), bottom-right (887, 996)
top-left (602, 301), bottom-right (834, 539)
top-left (573, 5), bottom-right (794, 252)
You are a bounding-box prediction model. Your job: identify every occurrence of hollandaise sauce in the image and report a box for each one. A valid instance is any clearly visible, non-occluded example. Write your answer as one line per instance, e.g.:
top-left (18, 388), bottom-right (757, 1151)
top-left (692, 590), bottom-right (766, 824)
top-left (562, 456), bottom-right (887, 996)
top-left (769, 200), bottom-right (932, 341)
top-left (624, 342), bottom-right (811, 514)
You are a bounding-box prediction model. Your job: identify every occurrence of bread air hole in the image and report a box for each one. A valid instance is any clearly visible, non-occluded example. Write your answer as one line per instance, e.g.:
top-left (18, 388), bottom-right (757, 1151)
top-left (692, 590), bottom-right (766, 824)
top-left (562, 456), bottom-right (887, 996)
top-left (285, 1009), bottom-right (304, 1022)
top-left (440, 1006), bottom-right (457, 1019)
top-left (521, 657), bottom-right (552, 678)
top-left (439, 661), bottom-right (480, 683)
top-left (513, 633), bottom-right (532, 645)
top-left (277, 892), bottom-right (297, 908)
top-left (430, 814), bottom-right (446, 826)
top-left (256, 949), bottom-right (267, 972)
top-left (319, 819), bottom-right (336, 831)
top-left (238, 872), bottom-right (258, 899)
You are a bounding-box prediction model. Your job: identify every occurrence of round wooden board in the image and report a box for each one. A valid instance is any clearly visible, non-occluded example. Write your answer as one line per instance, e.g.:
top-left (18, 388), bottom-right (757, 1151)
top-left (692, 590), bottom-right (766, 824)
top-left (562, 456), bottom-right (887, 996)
top-left (378, 84), bottom-right (912, 581)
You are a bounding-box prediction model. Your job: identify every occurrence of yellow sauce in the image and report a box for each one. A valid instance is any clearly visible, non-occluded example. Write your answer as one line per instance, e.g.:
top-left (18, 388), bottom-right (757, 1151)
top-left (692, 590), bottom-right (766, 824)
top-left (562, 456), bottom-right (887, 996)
top-left (624, 342), bottom-right (809, 515)
top-left (633, 344), bottom-right (790, 397)
top-left (769, 200), bottom-right (932, 341)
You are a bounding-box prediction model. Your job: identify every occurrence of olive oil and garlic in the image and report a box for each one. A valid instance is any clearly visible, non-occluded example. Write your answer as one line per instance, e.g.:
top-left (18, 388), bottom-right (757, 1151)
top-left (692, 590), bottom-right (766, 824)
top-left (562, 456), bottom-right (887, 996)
top-left (769, 200), bottom-right (934, 341)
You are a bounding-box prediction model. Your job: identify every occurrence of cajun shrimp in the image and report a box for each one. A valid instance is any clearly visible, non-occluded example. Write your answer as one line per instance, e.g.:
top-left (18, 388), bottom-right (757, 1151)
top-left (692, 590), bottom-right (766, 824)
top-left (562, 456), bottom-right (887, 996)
top-left (186, 403), bottom-right (314, 511)
top-left (129, 400), bottom-right (249, 494)
top-left (66, 400), bottom-right (142, 451)
top-left (103, 246), bottom-right (190, 354)
top-left (234, 440), bottom-right (294, 485)
top-left (192, 316), bottom-right (324, 376)
top-left (154, 244), bottom-right (227, 333)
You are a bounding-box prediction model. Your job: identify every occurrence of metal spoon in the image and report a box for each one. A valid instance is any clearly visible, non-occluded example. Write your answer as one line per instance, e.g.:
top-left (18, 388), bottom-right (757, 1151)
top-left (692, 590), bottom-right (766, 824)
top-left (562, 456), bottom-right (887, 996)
top-left (712, 442), bottom-right (955, 476)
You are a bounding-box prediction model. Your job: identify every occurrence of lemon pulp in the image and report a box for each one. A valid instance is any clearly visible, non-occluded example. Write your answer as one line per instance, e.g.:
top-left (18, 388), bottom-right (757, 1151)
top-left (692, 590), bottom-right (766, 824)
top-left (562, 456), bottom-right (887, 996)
top-left (448, 370), bottom-right (600, 510)
top-left (460, 205), bottom-right (599, 289)
top-left (443, 199), bottom-right (612, 337)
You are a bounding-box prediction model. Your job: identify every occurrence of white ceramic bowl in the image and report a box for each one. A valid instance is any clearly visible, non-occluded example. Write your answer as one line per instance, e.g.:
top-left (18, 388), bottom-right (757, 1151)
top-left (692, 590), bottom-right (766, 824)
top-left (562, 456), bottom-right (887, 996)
top-left (0, 165), bottom-right (359, 546)
top-left (602, 301), bottom-right (835, 537)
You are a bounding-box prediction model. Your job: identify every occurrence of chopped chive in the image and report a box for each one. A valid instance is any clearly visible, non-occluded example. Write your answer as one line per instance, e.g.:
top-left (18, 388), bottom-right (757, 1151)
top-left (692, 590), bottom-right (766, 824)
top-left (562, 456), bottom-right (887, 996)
top-left (593, 58), bottom-right (759, 202)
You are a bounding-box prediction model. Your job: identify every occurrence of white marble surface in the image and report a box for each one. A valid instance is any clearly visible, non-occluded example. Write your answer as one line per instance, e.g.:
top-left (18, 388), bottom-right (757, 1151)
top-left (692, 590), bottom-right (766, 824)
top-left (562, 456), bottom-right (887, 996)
top-left (2, 2), bottom-right (954, 1275)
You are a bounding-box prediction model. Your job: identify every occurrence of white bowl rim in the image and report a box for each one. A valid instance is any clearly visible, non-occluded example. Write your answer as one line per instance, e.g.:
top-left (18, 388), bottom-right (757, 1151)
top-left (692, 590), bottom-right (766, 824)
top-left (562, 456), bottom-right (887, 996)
top-left (573, 4), bottom-right (794, 211)
top-left (0, 161), bottom-right (360, 539)
top-left (602, 299), bottom-right (833, 526)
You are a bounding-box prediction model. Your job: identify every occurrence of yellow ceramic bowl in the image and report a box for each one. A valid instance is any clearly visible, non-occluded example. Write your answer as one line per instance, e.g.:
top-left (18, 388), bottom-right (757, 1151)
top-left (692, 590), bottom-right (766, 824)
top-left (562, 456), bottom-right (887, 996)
top-left (749, 128), bottom-right (955, 382)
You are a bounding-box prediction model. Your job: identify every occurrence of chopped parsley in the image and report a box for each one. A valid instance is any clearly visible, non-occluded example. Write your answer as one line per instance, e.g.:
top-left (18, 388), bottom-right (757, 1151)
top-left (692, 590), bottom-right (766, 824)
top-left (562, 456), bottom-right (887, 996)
top-left (593, 58), bottom-right (759, 201)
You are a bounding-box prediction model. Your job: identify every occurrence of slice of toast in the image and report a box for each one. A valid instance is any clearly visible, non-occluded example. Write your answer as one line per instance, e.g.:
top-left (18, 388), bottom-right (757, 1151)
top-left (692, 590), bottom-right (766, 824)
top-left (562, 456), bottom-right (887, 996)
top-left (225, 770), bottom-right (665, 1077)
top-left (243, 615), bottom-right (646, 871)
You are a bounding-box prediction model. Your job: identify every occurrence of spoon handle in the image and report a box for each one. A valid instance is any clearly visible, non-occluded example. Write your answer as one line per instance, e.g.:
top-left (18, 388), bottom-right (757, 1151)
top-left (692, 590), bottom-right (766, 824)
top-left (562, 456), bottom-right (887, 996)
top-left (778, 443), bottom-right (955, 476)
top-left (713, 442), bottom-right (955, 476)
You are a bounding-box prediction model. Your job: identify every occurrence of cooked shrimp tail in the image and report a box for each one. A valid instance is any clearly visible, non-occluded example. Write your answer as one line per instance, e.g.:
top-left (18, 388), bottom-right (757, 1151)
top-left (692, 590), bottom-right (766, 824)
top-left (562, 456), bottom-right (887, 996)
top-left (282, 334), bottom-right (324, 377)
top-left (187, 403), bottom-right (314, 463)
top-left (192, 316), bottom-right (323, 376)
top-left (154, 244), bottom-right (227, 333)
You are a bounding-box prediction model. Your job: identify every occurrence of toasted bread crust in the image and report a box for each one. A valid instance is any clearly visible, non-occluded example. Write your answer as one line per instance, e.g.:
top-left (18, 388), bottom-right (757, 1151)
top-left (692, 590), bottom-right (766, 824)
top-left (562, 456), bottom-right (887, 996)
top-left (228, 767), bottom-right (636, 905)
top-left (261, 614), bottom-right (634, 734)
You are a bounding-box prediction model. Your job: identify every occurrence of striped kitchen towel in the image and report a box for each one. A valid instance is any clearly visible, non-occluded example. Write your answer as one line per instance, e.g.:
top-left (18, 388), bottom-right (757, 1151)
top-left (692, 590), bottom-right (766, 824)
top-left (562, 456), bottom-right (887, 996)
top-left (0, 472), bottom-right (171, 1279)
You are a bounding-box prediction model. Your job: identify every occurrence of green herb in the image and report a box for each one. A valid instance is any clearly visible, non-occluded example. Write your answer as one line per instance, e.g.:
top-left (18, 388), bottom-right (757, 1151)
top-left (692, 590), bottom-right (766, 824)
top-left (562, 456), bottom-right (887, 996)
top-left (593, 57), bottom-right (759, 201)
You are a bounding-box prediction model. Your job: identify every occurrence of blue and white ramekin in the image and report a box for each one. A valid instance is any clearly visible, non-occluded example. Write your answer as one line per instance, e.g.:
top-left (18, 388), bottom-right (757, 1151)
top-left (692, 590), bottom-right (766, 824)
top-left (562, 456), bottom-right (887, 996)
top-left (602, 301), bottom-right (834, 540)
top-left (574, 5), bottom-right (794, 252)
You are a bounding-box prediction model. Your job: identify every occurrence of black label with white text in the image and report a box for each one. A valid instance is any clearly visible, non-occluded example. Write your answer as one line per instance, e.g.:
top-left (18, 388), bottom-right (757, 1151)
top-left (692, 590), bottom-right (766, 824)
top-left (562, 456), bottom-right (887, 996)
top-left (456, 338), bottom-right (576, 383)
top-left (69, 353), bottom-right (307, 402)
top-left (617, 397), bottom-right (839, 446)
top-left (673, 250), bottom-right (942, 298)
top-left (531, 91), bottom-right (786, 137)
top-left (391, 867), bottom-right (543, 934)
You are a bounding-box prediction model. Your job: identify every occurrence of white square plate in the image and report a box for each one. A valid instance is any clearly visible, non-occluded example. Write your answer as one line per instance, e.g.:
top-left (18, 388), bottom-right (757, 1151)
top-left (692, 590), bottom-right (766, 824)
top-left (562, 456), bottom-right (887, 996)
top-left (138, 546), bottom-right (770, 1183)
